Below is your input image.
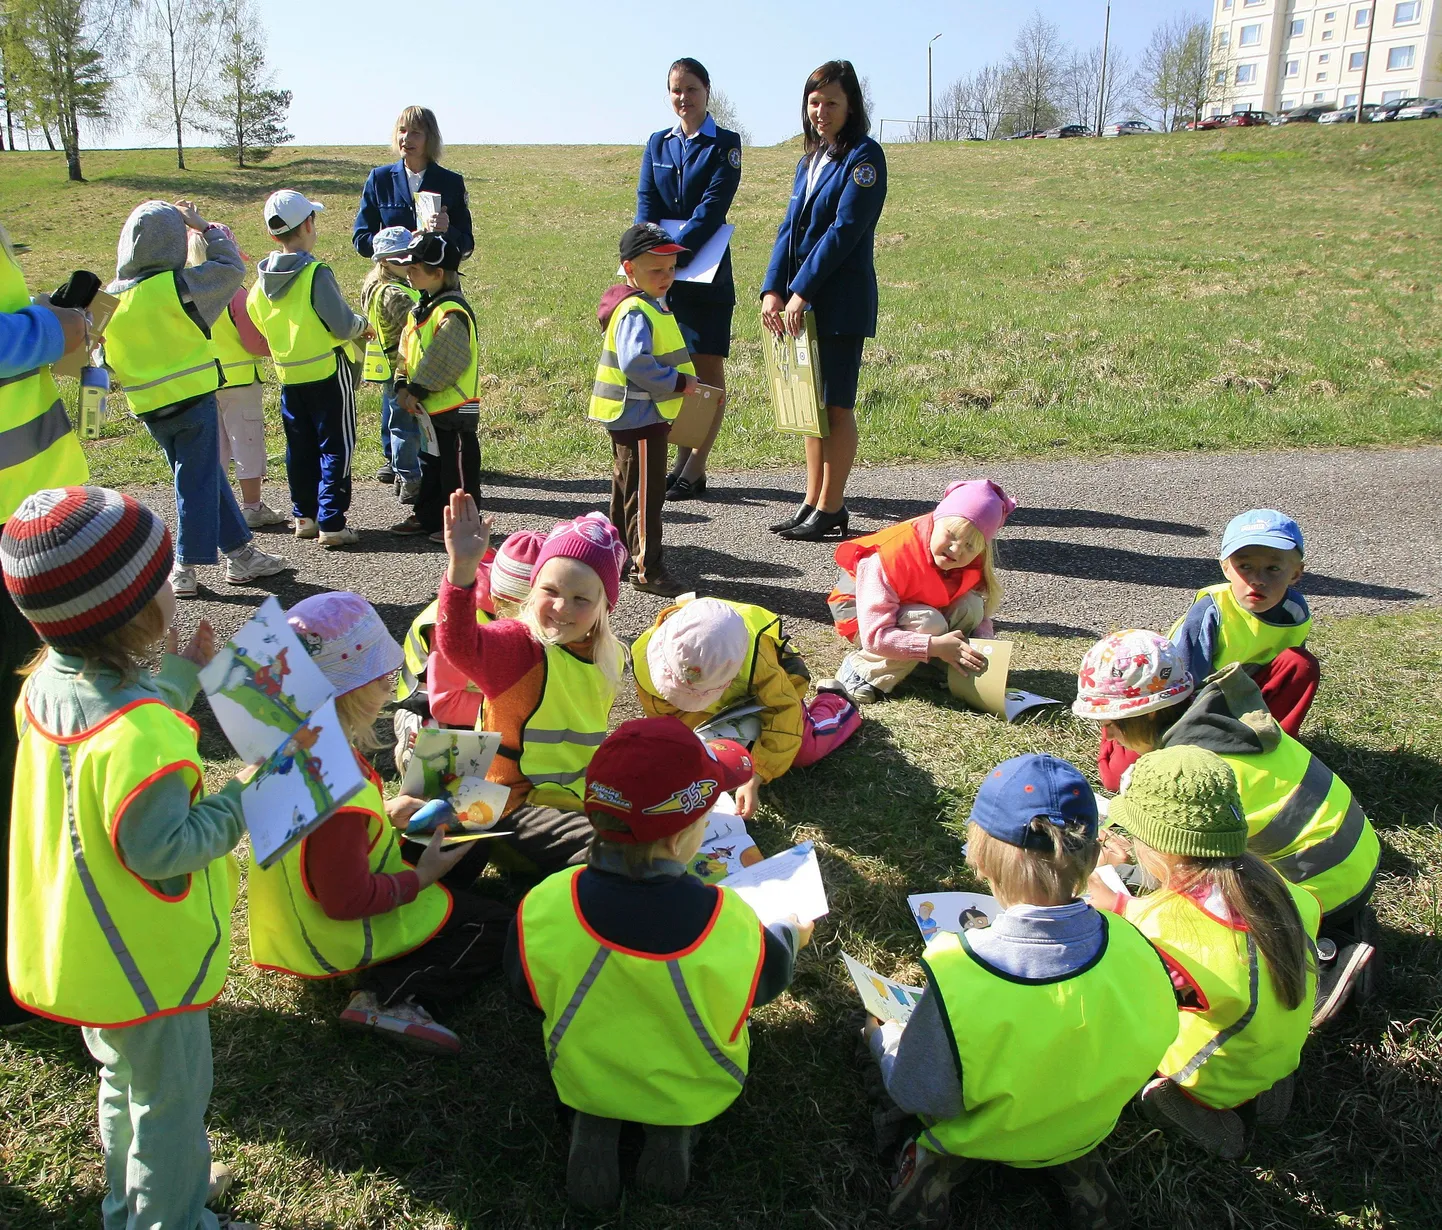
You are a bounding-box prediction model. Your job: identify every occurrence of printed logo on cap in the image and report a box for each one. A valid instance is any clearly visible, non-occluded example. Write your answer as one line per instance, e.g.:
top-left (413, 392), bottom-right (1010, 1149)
top-left (642, 778), bottom-right (717, 816)
top-left (573, 519), bottom-right (610, 547)
top-left (297, 629), bottom-right (324, 658)
top-left (729, 147), bottom-right (741, 168)
top-left (853, 164), bottom-right (877, 187)
top-left (586, 782), bottom-right (632, 812)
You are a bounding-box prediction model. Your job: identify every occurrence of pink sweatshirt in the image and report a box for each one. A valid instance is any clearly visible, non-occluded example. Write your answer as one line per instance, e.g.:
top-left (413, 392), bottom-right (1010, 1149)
top-left (855, 554), bottom-right (994, 662)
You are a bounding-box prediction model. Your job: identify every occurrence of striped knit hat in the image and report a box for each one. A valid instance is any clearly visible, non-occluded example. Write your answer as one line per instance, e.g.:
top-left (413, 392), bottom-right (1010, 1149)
top-left (491, 530), bottom-right (545, 605)
top-left (1, 487), bottom-right (173, 649)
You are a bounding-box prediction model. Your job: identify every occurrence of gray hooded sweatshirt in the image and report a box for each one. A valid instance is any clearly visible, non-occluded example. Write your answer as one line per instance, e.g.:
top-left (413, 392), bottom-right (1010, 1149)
top-left (254, 251), bottom-right (366, 343)
top-left (107, 200), bottom-right (243, 329)
top-left (1159, 663), bottom-right (1282, 760)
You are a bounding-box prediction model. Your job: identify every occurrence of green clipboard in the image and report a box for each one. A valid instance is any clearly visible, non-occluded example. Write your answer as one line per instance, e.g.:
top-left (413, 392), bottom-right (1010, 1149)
top-left (764, 310), bottom-right (828, 438)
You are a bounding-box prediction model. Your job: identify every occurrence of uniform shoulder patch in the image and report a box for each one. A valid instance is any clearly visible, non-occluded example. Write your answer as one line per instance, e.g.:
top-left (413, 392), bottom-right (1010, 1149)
top-left (852, 163), bottom-right (877, 188)
top-left (729, 146), bottom-right (742, 169)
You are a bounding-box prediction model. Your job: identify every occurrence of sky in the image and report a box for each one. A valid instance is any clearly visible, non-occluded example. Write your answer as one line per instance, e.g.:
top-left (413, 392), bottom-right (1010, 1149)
top-left (95, 0), bottom-right (1206, 150)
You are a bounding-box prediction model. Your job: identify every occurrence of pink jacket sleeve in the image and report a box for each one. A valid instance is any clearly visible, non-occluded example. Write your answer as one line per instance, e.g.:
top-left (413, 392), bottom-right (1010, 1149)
top-left (428, 649), bottom-right (484, 728)
top-left (434, 580), bottom-right (543, 697)
top-left (854, 555), bottom-right (933, 661)
top-left (230, 286), bottom-right (270, 357)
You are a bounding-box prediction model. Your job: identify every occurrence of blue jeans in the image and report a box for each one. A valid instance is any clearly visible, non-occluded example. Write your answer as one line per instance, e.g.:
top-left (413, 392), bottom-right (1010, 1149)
top-left (381, 378), bottom-right (422, 486)
top-left (141, 393), bottom-right (251, 565)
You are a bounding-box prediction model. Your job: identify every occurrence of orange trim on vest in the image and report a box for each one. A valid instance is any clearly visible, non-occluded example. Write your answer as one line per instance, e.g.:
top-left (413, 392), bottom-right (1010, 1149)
top-left (729, 928), bottom-right (767, 1043)
top-left (109, 761), bottom-right (203, 904)
top-left (22, 696), bottom-right (200, 746)
top-left (569, 866), bottom-right (726, 961)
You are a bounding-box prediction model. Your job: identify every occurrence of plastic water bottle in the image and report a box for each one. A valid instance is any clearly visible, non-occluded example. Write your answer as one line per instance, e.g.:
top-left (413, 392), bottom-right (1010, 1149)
top-left (79, 366), bottom-right (109, 440)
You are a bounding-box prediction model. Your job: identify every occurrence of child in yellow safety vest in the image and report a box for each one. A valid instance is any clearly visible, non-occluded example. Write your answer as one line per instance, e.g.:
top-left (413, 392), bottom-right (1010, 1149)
top-left (1089, 746), bottom-right (1319, 1161)
top-left (864, 753), bottom-right (1177, 1230)
top-left (361, 226), bottom-right (424, 506)
top-left (633, 595), bottom-right (862, 817)
top-left (508, 716), bottom-right (813, 1210)
top-left (245, 591), bottom-right (514, 1054)
top-left (819, 479), bottom-right (1012, 706)
top-left (1, 487), bottom-right (257, 1230)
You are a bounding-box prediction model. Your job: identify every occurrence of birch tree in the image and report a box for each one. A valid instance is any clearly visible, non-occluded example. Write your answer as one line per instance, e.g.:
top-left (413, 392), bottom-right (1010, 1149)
top-left (137, 0), bottom-right (223, 170)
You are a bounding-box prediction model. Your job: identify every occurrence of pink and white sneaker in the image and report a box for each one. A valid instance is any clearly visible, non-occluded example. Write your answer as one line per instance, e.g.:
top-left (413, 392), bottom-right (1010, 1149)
top-left (339, 991), bottom-right (461, 1054)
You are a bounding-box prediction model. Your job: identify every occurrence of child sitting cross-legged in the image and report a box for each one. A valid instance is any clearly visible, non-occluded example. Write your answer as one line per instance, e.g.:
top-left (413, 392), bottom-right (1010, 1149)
top-left (865, 754), bottom-right (1178, 1230)
top-left (820, 479), bottom-right (1013, 705)
top-left (1089, 746), bottom-right (1319, 1160)
top-left (507, 717), bottom-right (812, 1210)
top-left (245, 591), bottom-right (515, 1054)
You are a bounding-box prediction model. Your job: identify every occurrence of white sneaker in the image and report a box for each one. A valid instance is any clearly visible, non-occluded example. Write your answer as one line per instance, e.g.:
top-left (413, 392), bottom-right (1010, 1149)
top-left (338, 990), bottom-right (461, 1053)
top-left (293, 517), bottom-right (319, 540)
top-left (242, 502), bottom-right (288, 529)
top-left (208, 1161), bottom-right (234, 1206)
top-left (319, 527), bottom-right (360, 549)
top-left (225, 544), bottom-right (288, 584)
top-left (171, 563), bottom-right (198, 599)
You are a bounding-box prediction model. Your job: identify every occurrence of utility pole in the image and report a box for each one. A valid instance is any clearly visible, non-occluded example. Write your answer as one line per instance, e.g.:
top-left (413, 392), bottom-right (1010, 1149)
top-left (929, 33), bottom-right (943, 141)
top-left (1355, 2), bottom-right (1377, 122)
top-left (1097, 3), bottom-right (1112, 135)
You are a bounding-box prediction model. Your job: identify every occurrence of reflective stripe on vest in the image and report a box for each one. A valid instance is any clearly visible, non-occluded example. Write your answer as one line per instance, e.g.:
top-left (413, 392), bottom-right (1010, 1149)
top-left (247, 262), bottom-right (342, 384)
top-left (917, 915), bottom-right (1177, 1167)
top-left (514, 642), bottom-right (615, 808)
top-left (517, 866), bottom-right (764, 1125)
top-left (396, 599), bottom-right (439, 702)
top-left (1125, 880), bottom-right (1318, 1109)
top-left (633, 600), bottom-right (782, 718)
top-left (399, 295), bottom-right (480, 416)
top-left (210, 299), bottom-right (261, 385)
top-left (104, 272), bottom-right (222, 414)
top-left (246, 763), bottom-right (451, 977)
top-left (0, 246), bottom-right (88, 520)
top-left (1174, 583), bottom-right (1312, 669)
top-left (8, 694), bottom-right (239, 1027)
top-left (588, 296), bottom-right (695, 423)
top-left (363, 281), bottom-right (420, 382)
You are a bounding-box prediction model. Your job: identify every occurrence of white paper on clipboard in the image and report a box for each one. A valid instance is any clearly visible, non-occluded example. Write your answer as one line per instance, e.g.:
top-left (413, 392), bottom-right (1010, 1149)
top-left (416, 409), bottom-right (439, 457)
top-left (615, 220), bottom-right (734, 285)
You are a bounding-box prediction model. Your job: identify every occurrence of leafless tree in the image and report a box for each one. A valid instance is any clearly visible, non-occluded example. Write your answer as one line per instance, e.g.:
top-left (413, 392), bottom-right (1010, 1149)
top-left (136, 0), bottom-right (224, 169)
top-left (1006, 10), bottom-right (1065, 133)
top-left (1061, 44), bottom-right (1133, 132)
top-left (708, 86), bottom-right (751, 146)
top-left (1133, 16), bottom-right (1187, 131)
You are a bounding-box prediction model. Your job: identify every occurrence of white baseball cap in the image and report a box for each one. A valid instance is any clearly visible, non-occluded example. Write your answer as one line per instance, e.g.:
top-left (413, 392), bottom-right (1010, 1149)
top-left (264, 189), bottom-right (325, 236)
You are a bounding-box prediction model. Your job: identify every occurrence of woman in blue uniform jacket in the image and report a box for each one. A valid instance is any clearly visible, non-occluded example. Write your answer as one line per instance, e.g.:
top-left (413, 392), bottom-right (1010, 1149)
top-left (762, 60), bottom-right (887, 542)
top-left (353, 105), bottom-right (474, 261)
top-left (636, 57), bottom-right (742, 501)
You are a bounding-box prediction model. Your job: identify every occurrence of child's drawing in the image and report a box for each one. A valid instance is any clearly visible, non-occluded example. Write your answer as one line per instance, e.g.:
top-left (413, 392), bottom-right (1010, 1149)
top-left (905, 892), bottom-right (1001, 942)
top-left (399, 729), bottom-right (502, 800)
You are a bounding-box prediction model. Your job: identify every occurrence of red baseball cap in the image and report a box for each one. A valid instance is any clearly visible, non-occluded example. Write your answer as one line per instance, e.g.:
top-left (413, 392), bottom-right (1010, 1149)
top-left (584, 717), bottom-right (754, 844)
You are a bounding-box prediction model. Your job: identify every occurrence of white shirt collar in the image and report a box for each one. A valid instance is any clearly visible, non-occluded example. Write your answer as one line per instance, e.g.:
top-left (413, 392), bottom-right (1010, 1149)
top-left (670, 113), bottom-right (717, 140)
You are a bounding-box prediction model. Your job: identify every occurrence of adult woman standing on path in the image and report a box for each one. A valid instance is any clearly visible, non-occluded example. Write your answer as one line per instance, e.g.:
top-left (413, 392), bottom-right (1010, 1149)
top-left (353, 106), bottom-right (474, 484)
top-left (636, 57), bottom-right (743, 502)
top-left (762, 60), bottom-right (887, 542)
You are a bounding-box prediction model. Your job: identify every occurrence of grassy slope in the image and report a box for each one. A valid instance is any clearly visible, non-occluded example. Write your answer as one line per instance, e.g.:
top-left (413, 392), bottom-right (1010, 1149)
top-left (1, 124), bottom-right (1439, 489)
top-left (2, 606), bottom-right (1440, 1229)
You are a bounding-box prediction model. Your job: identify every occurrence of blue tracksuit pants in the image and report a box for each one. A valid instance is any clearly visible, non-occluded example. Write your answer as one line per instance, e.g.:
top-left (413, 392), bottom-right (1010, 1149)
top-left (279, 365), bottom-right (356, 531)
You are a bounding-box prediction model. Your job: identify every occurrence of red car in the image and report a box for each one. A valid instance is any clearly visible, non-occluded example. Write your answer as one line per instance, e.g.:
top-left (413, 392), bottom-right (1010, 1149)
top-left (1224, 110), bottom-right (1274, 127)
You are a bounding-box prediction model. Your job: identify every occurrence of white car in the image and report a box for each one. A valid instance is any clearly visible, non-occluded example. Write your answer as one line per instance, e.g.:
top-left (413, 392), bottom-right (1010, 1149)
top-left (1396, 98), bottom-right (1442, 120)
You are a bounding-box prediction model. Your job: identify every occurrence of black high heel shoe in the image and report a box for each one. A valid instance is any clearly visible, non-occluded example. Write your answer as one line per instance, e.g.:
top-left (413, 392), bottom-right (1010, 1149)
top-left (769, 503), bottom-right (814, 534)
top-left (779, 506), bottom-right (849, 541)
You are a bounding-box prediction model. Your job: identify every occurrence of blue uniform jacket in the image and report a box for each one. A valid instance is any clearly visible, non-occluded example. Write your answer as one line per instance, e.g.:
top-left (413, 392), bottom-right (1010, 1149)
top-left (352, 160), bottom-right (474, 260)
top-left (636, 121), bottom-right (742, 304)
top-left (762, 137), bottom-right (887, 337)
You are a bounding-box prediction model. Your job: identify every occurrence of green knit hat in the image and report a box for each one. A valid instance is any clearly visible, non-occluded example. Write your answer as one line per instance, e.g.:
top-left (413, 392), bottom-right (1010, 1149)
top-left (1109, 746), bottom-right (1248, 859)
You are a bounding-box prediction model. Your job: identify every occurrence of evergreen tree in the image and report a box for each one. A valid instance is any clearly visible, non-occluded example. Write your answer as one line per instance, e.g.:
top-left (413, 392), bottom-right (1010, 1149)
top-left (199, 0), bottom-right (290, 167)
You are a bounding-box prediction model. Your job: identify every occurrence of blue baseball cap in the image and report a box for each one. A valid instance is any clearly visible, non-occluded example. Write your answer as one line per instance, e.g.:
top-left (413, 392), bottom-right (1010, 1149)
top-left (1219, 509), bottom-right (1304, 560)
top-left (969, 754), bottom-right (1099, 848)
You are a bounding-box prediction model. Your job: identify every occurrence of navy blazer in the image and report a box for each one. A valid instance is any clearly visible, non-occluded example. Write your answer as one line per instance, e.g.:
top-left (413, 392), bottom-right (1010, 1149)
top-left (352, 160), bottom-right (473, 260)
top-left (636, 121), bottom-right (742, 303)
top-left (761, 137), bottom-right (887, 337)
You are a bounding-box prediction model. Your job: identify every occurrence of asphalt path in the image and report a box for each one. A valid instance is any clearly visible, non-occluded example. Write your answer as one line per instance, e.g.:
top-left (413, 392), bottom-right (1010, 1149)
top-left (161, 444), bottom-right (1441, 655)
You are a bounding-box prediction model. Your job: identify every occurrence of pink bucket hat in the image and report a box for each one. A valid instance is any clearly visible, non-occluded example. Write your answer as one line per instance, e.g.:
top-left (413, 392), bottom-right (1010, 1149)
top-left (491, 530), bottom-right (545, 605)
top-left (287, 592), bottom-right (403, 695)
top-left (934, 480), bottom-right (1017, 541)
top-left (532, 513), bottom-right (628, 609)
top-left (1072, 630), bottom-right (1194, 721)
top-left (646, 598), bottom-right (750, 712)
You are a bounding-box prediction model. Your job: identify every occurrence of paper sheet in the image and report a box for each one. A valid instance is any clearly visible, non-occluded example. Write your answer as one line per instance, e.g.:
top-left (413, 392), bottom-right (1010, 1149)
top-left (906, 892), bottom-right (1001, 943)
top-left (841, 952), bottom-right (925, 1024)
top-left (720, 840), bottom-right (828, 924)
top-left (945, 639), bottom-right (1013, 717)
top-left (416, 409), bottom-right (439, 457)
top-left (615, 219), bottom-right (733, 284)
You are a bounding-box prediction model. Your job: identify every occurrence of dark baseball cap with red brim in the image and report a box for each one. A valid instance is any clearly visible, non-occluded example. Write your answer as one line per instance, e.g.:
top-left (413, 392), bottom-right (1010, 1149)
top-left (619, 222), bottom-right (687, 262)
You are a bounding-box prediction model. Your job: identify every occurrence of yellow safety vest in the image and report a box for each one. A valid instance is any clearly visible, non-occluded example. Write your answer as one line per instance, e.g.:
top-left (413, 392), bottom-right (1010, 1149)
top-left (8, 692), bottom-right (239, 1027)
top-left (0, 243), bottom-right (88, 521)
top-left (507, 642), bottom-right (614, 810)
top-left (104, 271), bottom-right (222, 415)
top-left (919, 913), bottom-right (1177, 1167)
top-left (399, 295), bottom-right (480, 416)
top-left (517, 865), bottom-right (765, 1125)
top-left (1124, 880), bottom-right (1319, 1110)
top-left (246, 759), bottom-right (451, 977)
top-left (1219, 730), bottom-right (1380, 916)
top-left (247, 261), bottom-right (348, 385)
top-left (588, 295), bottom-right (694, 424)
top-left (210, 296), bottom-right (262, 387)
top-left (633, 600), bottom-right (783, 718)
top-left (395, 594), bottom-right (492, 704)
top-left (363, 281), bottom-right (420, 383)
top-left (1172, 583), bottom-right (1311, 671)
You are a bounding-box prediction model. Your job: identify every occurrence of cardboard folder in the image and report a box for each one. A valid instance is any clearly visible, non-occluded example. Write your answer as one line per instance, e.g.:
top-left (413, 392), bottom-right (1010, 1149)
top-left (668, 383), bottom-right (722, 450)
top-left (764, 310), bottom-right (827, 438)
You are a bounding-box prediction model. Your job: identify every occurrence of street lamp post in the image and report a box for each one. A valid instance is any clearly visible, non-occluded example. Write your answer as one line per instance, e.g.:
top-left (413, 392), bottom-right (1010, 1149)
top-left (1097, 3), bottom-right (1112, 135)
top-left (928, 33), bottom-right (943, 141)
top-left (1355, 3), bottom-right (1377, 122)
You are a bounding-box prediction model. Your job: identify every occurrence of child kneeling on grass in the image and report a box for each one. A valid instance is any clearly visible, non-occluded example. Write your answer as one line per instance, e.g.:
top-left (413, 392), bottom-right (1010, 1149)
top-left (507, 716), bottom-right (812, 1210)
top-left (865, 754), bottom-right (1177, 1230)
top-left (1089, 746), bottom-right (1318, 1160)
top-left (245, 591), bottom-right (515, 1054)
top-left (821, 479), bottom-right (1013, 705)
top-left (3, 487), bottom-right (255, 1229)
top-left (633, 595), bottom-right (861, 817)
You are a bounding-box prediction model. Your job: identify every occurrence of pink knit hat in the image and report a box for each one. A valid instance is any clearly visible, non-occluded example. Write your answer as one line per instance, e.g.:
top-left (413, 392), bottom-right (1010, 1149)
top-left (646, 598), bottom-right (750, 712)
top-left (532, 513), bottom-right (628, 609)
top-left (491, 531), bottom-right (545, 605)
top-left (934, 480), bottom-right (1017, 542)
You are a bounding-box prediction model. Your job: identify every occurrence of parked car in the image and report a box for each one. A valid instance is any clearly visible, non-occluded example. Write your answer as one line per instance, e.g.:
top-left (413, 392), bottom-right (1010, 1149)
top-left (1042, 124), bottom-right (1091, 138)
top-left (1396, 98), bottom-right (1442, 119)
top-left (1276, 104), bottom-right (1336, 124)
top-left (1224, 110), bottom-right (1274, 127)
top-left (1319, 104), bottom-right (1379, 124)
top-left (1102, 120), bottom-right (1154, 136)
top-left (1371, 96), bottom-right (1425, 121)
top-left (1002, 129), bottom-right (1042, 140)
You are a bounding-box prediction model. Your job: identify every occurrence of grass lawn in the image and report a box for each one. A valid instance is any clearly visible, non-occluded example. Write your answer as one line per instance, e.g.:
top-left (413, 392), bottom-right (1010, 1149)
top-left (2, 605), bottom-right (1439, 1229)
top-left (1, 123), bottom-right (1439, 491)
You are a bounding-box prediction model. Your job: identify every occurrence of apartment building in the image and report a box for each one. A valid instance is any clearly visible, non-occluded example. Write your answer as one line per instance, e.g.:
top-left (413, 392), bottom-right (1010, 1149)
top-left (1210, 0), bottom-right (1442, 114)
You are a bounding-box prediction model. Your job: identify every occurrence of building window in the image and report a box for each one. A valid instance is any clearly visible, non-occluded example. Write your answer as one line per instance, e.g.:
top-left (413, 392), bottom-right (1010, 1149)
top-left (1286, 59), bottom-right (1300, 77)
top-left (1356, 6), bottom-right (1372, 27)
top-left (1243, 0), bottom-right (1263, 6)
top-left (1218, 28), bottom-right (1231, 47)
top-left (1281, 97), bottom-right (1296, 108)
top-left (1344, 93), bottom-right (1359, 105)
top-left (1313, 92), bottom-right (1328, 101)
top-left (1215, 68), bottom-right (1228, 84)
top-left (1319, 53), bottom-right (1331, 62)
top-left (1382, 89), bottom-right (1403, 101)
top-left (1387, 45), bottom-right (1415, 69)
top-left (1289, 18), bottom-right (1305, 36)
top-left (1316, 71), bottom-right (1328, 81)
top-left (1240, 23), bottom-right (1262, 45)
top-left (1349, 51), bottom-right (1366, 69)
top-left (1325, 9), bottom-right (1336, 19)
top-left (1236, 63), bottom-right (1258, 83)
top-left (1394, 1), bottom-right (1420, 23)
top-left (1322, 29), bottom-right (1334, 39)
top-left (1222, 0), bottom-right (1232, 7)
